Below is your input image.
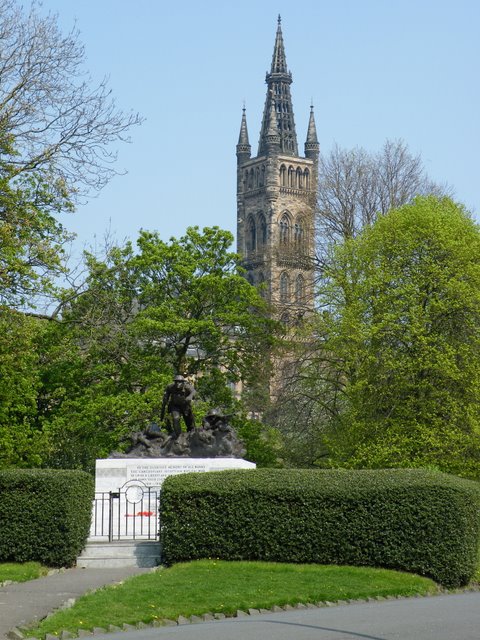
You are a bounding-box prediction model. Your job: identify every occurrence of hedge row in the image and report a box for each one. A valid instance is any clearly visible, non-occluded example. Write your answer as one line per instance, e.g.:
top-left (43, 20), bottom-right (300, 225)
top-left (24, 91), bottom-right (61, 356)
top-left (160, 468), bottom-right (480, 588)
top-left (0, 469), bottom-right (94, 567)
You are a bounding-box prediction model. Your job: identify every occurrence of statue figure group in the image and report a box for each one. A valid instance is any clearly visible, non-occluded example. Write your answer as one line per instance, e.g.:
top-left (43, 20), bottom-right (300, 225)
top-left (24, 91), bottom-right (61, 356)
top-left (113, 374), bottom-right (244, 459)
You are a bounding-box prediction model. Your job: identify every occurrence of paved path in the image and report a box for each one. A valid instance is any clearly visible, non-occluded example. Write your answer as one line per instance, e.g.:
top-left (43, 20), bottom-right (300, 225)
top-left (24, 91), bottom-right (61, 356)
top-left (89, 592), bottom-right (480, 640)
top-left (0, 567), bottom-right (151, 639)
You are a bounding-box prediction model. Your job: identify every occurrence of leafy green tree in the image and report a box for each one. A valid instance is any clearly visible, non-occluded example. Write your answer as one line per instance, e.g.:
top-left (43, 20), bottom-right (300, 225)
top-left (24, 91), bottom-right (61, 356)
top-left (132, 226), bottom-right (273, 379)
top-left (0, 132), bottom-right (73, 307)
top-left (234, 415), bottom-right (282, 468)
top-left (39, 227), bottom-right (276, 471)
top-left (37, 241), bottom-right (168, 471)
top-left (317, 196), bottom-right (480, 477)
top-left (0, 308), bottom-right (47, 467)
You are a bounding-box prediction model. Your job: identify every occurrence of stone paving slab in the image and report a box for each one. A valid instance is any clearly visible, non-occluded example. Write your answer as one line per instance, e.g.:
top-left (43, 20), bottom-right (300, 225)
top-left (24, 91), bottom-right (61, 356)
top-left (0, 567), bottom-right (151, 640)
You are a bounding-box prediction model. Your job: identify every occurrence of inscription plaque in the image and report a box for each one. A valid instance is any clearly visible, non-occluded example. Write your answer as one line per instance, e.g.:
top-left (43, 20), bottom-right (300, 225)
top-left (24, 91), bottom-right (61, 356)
top-left (95, 457), bottom-right (255, 493)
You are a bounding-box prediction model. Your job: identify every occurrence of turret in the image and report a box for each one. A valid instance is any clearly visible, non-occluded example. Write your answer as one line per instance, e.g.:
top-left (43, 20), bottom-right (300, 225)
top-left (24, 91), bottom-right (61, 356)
top-left (264, 92), bottom-right (280, 154)
top-left (304, 104), bottom-right (320, 161)
top-left (236, 107), bottom-right (251, 165)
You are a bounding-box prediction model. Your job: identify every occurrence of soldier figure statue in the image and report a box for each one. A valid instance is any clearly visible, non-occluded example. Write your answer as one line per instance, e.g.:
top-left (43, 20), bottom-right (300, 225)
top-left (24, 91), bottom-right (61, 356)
top-left (202, 408), bottom-right (232, 432)
top-left (161, 375), bottom-right (196, 435)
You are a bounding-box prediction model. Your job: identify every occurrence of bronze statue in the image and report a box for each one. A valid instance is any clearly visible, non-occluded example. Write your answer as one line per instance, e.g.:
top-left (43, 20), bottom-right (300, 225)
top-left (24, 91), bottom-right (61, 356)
top-left (202, 407), bottom-right (232, 431)
top-left (160, 374), bottom-right (196, 435)
top-left (112, 405), bottom-right (246, 459)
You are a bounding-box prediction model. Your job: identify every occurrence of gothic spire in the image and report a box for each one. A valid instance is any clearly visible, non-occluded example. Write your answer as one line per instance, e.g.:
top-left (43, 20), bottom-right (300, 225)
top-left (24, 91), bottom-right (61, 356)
top-left (271, 15), bottom-right (288, 74)
top-left (258, 17), bottom-right (298, 157)
top-left (236, 107), bottom-right (251, 162)
top-left (304, 104), bottom-right (320, 159)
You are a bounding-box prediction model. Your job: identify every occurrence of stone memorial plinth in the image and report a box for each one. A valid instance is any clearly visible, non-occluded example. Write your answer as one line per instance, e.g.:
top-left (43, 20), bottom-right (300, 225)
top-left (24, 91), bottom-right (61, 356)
top-left (95, 456), bottom-right (256, 494)
top-left (89, 456), bottom-right (256, 542)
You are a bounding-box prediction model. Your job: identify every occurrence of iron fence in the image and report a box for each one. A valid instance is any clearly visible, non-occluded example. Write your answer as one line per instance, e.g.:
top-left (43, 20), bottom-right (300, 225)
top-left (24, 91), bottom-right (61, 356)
top-left (90, 481), bottom-right (160, 541)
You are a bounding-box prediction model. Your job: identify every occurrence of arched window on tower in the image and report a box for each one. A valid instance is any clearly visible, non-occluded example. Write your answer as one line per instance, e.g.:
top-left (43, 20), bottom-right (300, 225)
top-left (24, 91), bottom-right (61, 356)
top-left (258, 213), bottom-right (267, 246)
top-left (288, 166), bottom-right (295, 188)
top-left (279, 164), bottom-right (286, 186)
top-left (260, 165), bottom-right (266, 187)
top-left (279, 213), bottom-right (291, 244)
top-left (304, 168), bottom-right (310, 190)
top-left (280, 272), bottom-right (290, 303)
top-left (295, 274), bottom-right (305, 303)
top-left (247, 216), bottom-right (256, 253)
top-left (296, 167), bottom-right (303, 188)
top-left (294, 217), bottom-right (305, 244)
top-left (255, 167), bottom-right (260, 188)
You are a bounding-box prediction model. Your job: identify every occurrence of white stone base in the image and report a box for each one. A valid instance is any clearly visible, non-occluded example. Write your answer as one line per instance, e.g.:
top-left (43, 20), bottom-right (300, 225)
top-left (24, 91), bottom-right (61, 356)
top-left (89, 457), bottom-right (256, 542)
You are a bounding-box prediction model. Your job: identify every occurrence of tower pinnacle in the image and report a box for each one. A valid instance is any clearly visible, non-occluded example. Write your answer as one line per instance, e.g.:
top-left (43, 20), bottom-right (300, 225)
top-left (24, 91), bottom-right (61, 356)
top-left (258, 18), bottom-right (298, 156)
top-left (236, 107), bottom-right (251, 162)
top-left (265, 91), bottom-right (280, 150)
top-left (305, 104), bottom-right (320, 159)
top-left (270, 15), bottom-right (288, 74)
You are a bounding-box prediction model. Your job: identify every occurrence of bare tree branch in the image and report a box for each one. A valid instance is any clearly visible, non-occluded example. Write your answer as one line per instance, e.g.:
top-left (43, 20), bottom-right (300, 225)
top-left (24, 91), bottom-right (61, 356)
top-left (316, 139), bottom-right (451, 257)
top-left (0, 0), bottom-right (143, 198)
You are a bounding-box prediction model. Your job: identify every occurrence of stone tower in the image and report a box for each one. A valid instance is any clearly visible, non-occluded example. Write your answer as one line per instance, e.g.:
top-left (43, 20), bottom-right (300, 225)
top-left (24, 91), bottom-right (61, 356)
top-left (236, 16), bottom-right (319, 322)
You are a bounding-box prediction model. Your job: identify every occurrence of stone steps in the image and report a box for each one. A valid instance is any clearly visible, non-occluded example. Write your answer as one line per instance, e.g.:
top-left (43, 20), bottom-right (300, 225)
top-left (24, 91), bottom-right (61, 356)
top-left (77, 540), bottom-right (161, 568)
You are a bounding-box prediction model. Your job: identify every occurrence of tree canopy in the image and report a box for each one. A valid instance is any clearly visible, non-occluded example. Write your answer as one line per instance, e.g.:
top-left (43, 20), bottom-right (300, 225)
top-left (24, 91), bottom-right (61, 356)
top-left (0, 132), bottom-right (73, 307)
top-left (21, 226), bottom-right (276, 471)
top-left (275, 197), bottom-right (480, 478)
top-left (0, 309), bottom-right (46, 468)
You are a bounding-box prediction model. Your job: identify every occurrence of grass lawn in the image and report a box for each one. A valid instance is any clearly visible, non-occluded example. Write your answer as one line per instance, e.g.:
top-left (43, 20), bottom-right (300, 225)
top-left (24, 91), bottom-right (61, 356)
top-left (0, 562), bottom-right (49, 583)
top-left (25, 560), bottom-right (438, 638)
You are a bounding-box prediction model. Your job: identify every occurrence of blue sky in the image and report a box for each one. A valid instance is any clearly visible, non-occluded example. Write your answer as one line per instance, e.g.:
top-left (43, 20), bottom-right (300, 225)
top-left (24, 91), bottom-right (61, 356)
top-left (38, 0), bottom-right (480, 254)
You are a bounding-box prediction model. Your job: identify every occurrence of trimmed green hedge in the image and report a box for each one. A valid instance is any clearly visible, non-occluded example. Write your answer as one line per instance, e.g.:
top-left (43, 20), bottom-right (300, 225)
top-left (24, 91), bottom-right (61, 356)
top-left (0, 469), bottom-right (94, 567)
top-left (160, 468), bottom-right (480, 588)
